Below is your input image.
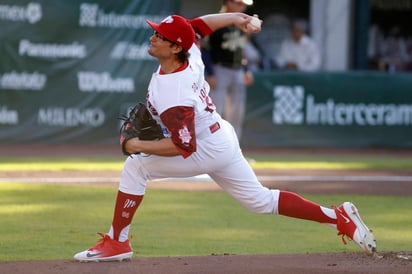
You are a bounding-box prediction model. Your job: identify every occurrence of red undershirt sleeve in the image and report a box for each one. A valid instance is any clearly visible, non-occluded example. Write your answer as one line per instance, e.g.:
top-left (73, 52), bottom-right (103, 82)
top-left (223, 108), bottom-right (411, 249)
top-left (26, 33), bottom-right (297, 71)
top-left (160, 106), bottom-right (196, 158)
top-left (189, 17), bottom-right (213, 38)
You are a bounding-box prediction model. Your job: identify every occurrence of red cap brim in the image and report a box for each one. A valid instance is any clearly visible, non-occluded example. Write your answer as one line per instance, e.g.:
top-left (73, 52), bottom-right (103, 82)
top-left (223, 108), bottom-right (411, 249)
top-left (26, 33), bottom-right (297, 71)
top-left (146, 16), bottom-right (194, 50)
top-left (146, 20), bottom-right (164, 37)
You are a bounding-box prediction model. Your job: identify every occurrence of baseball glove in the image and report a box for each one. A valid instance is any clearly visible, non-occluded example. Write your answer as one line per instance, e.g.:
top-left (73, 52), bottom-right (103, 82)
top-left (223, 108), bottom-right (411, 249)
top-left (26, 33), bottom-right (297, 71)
top-left (119, 102), bottom-right (164, 155)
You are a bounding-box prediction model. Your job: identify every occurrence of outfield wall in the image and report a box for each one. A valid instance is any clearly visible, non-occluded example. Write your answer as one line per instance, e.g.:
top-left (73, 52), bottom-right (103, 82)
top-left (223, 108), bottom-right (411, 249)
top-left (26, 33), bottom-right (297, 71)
top-left (242, 71), bottom-right (412, 148)
top-left (0, 0), bottom-right (177, 145)
top-left (1, 2), bottom-right (411, 148)
top-left (2, 69), bottom-right (411, 148)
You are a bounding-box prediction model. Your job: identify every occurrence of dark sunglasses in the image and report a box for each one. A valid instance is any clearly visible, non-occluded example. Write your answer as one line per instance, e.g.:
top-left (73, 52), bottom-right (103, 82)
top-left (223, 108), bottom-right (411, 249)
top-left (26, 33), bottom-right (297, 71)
top-left (154, 31), bottom-right (173, 43)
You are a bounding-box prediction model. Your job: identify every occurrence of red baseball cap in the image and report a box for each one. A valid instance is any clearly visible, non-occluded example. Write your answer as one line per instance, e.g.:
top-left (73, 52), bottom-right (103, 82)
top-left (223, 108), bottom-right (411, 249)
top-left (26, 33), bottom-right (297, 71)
top-left (146, 15), bottom-right (195, 51)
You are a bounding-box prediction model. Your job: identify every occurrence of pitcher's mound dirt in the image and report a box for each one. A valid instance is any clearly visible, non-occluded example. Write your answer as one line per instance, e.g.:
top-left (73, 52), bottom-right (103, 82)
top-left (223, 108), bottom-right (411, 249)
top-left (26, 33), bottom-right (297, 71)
top-left (1, 252), bottom-right (411, 274)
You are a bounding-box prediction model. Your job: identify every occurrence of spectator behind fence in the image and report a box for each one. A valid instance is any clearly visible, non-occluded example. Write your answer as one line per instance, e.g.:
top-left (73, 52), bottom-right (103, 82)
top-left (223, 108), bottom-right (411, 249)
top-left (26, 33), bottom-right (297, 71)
top-left (378, 26), bottom-right (409, 72)
top-left (275, 19), bottom-right (321, 71)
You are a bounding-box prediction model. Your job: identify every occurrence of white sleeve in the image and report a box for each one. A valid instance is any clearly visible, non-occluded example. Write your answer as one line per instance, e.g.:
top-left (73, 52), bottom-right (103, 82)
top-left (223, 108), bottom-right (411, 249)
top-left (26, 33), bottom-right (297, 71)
top-left (298, 41), bottom-right (321, 71)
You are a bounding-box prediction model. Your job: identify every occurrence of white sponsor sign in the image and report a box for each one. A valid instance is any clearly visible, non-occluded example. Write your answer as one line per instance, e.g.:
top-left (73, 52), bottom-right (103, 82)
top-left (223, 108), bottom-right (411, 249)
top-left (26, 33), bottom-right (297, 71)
top-left (0, 71), bottom-right (46, 91)
top-left (0, 2), bottom-right (42, 24)
top-left (78, 71), bottom-right (134, 93)
top-left (0, 106), bottom-right (18, 125)
top-left (273, 86), bottom-right (412, 126)
top-left (79, 3), bottom-right (163, 29)
top-left (110, 42), bottom-right (152, 60)
top-left (19, 40), bottom-right (87, 59)
top-left (38, 107), bottom-right (105, 127)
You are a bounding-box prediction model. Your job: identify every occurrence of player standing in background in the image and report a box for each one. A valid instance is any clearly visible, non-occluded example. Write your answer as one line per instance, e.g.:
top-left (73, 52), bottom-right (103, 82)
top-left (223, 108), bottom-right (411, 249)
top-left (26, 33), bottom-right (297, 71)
top-left (201, 0), bottom-right (254, 140)
top-left (74, 12), bottom-right (376, 262)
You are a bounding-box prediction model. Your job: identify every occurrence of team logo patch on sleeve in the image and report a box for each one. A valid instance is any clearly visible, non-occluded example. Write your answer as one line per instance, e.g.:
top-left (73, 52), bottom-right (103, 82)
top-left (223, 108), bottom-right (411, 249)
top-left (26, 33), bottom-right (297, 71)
top-left (178, 125), bottom-right (192, 145)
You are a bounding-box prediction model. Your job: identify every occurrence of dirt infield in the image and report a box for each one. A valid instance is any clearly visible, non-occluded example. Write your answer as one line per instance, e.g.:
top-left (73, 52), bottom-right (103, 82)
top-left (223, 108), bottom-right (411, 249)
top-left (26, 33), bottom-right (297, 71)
top-left (1, 145), bottom-right (412, 273)
top-left (1, 252), bottom-right (411, 274)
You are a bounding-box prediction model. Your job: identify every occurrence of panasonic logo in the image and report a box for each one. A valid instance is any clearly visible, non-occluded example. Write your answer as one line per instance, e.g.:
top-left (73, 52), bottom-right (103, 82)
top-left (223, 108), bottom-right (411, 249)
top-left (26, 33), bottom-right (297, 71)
top-left (19, 40), bottom-right (87, 59)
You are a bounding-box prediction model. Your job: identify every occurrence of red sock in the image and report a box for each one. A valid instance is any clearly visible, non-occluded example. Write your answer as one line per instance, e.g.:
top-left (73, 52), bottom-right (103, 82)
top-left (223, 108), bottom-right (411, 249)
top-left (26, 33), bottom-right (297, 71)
top-left (278, 191), bottom-right (336, 224)
top-left (111, 190), bottom-right (143, 240)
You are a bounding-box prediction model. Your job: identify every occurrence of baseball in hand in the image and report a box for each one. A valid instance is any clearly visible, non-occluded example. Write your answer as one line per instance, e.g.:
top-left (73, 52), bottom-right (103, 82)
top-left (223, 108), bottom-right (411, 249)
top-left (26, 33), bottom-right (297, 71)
top-left (247, 15), bottom-right (261, 32)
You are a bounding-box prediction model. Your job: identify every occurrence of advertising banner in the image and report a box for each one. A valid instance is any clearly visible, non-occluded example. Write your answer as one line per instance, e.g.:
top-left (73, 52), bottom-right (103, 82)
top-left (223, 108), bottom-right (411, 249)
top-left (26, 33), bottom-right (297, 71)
top-left (1, 1), bottom-right (411, 148)
top-left (242, 72), bottom-right (412, 148)
top-left (0, 0), bottom-right (178, 144)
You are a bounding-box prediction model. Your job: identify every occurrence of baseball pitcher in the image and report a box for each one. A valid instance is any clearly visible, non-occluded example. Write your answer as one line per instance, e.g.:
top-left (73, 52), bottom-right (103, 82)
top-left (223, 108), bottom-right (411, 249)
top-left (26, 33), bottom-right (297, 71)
top-left (74, 12), bottom-right (376, 262)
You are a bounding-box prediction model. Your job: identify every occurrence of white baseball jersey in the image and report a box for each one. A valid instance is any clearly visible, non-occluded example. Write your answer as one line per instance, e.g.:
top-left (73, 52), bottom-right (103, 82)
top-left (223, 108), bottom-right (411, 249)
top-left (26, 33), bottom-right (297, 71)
top-left (146, 44), bottom-right (220, 158)
top-left (118, 19), bottom-right (280, 216)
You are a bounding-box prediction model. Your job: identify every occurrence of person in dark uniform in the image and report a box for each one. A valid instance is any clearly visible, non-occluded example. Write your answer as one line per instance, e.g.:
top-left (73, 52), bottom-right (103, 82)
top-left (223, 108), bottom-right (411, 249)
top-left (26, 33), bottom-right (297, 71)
top-left (201, 0), bottom-right (254, 140)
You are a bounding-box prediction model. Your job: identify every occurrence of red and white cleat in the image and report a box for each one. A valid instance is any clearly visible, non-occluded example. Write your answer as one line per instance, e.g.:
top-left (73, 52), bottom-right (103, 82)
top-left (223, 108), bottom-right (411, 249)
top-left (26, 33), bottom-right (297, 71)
top-left (334, 202), bottom-right (377, 254)
top-left (73, 232), bottom-right (133, 262)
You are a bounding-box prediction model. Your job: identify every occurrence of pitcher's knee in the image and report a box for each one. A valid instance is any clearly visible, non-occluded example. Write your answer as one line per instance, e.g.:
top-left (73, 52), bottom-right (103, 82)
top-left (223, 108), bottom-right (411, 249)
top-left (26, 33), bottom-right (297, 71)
top-left (242, 189), bottom-right (280, 214)
top-left (119, 155), bottom-right (148, 195)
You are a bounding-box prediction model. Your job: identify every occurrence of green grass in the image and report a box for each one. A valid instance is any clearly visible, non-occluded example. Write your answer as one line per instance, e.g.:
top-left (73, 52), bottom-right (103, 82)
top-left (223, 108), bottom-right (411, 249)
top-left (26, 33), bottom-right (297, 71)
top-left (0, 153), bottom-right (411, 261)
top-left (246, 153), bottom-right (412, 170)
top-left (0, 183), bottom-right (411, 261)
top-left (1, 153), bottom-right (412, 171)
top-left (0, 156), bottom-right (124, 171)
